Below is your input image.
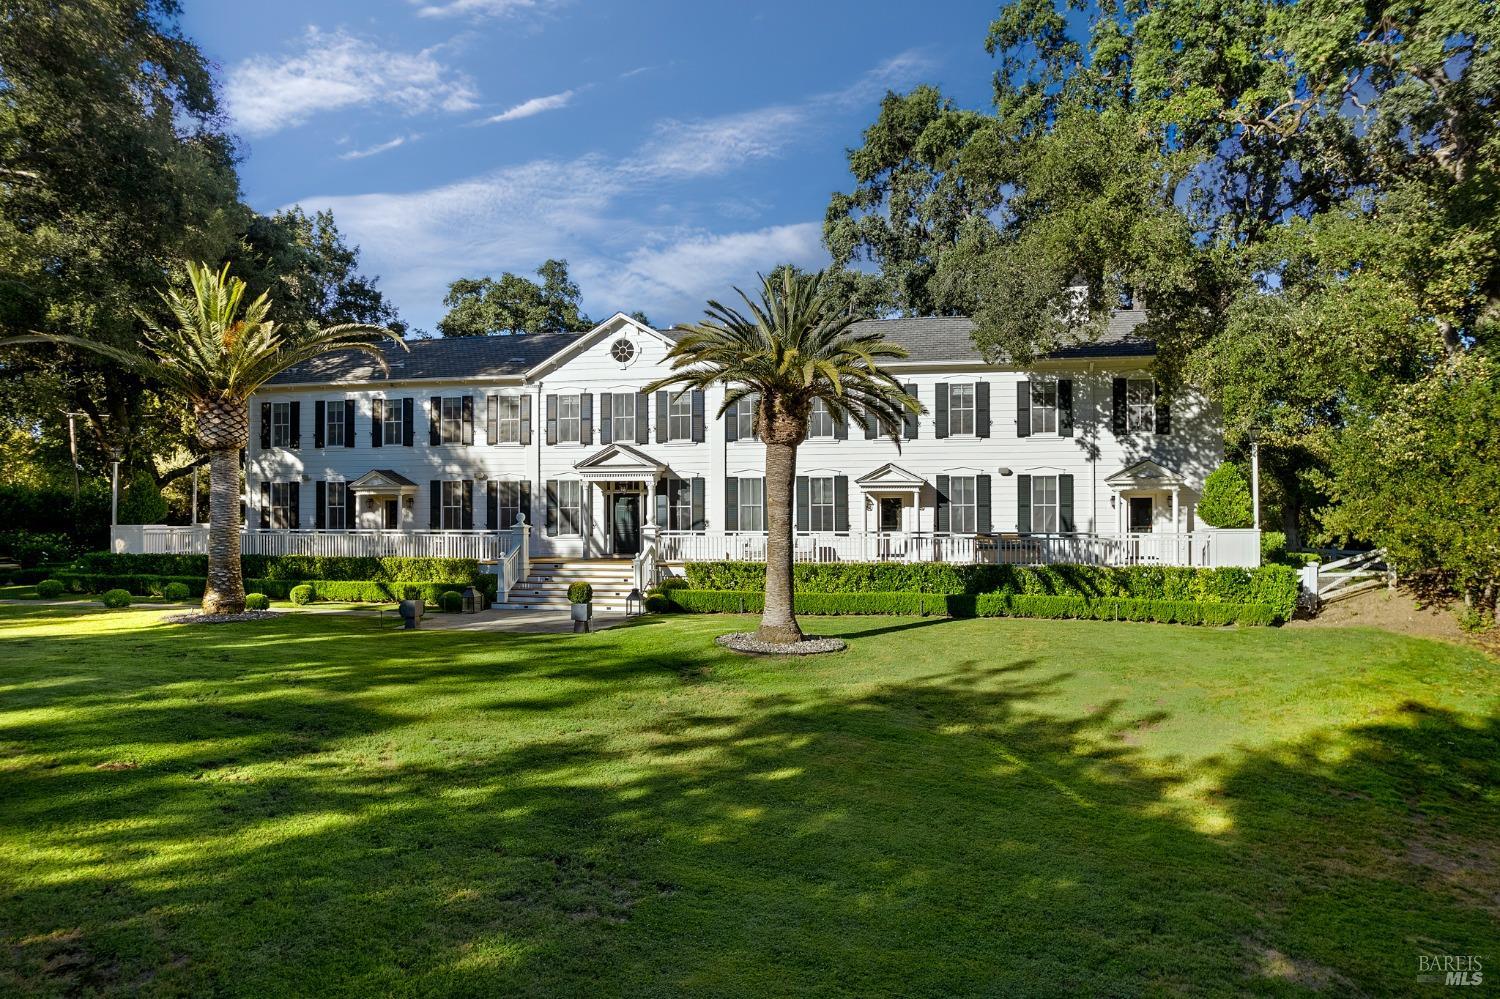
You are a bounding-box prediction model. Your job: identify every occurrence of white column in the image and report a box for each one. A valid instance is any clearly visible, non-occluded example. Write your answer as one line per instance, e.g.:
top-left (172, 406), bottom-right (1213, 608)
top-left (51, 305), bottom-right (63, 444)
top-left (1171, 487), bottom-right (1181, 533)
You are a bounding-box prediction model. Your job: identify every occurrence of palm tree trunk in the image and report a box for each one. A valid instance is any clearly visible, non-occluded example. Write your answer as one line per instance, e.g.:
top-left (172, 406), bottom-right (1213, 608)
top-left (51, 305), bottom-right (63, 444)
top-left (202, 447), bottom-right (246, 614)
top-left (757, 437), bottom-right (803, 644)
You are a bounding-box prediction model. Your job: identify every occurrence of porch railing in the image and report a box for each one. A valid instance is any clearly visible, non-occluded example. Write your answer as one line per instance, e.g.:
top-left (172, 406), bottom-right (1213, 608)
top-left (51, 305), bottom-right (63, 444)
top-left (494, 519), bottom-right (532, 604)
top-left (111, 525), bottom-right (517, 562)
top-left (656, 529), bottom-right (1261, 568)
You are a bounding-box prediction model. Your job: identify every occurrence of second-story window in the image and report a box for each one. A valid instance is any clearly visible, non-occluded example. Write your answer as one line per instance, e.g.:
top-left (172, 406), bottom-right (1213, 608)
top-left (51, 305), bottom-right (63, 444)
top-left (808, 398), bottom-right (834, 439)
top-left (558, 394), bottom-right (581, 443)
top-left (735, 394), bottom-right (757, 441)
top-left (950, 384), bottom-right (975, 436)
top-left (1126, 379), bottom-right (1156, 432)
top-left (611, 393), bottom-right (636, 441)
top-left (495, 395), bottom-right (522, 443)
top-left (1030, 381), bottom-right (1058, 435)
top-left (270, 402), bottom-right (293, 448)
top-left (325, 401), bottom-right (346, 447)
top-left (667, 394), bottom-right (692, 441)
top-left (440, 398), bottom-right (464, 445)
top-left (381, 399), bottom-right (402, 445)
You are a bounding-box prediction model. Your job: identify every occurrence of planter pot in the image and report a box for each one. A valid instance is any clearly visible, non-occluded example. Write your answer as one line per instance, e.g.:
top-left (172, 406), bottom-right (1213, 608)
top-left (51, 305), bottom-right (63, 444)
top-left (571, 601), bottom-right (592, 633)
top-left (399, 598), bottom-right (424, 630)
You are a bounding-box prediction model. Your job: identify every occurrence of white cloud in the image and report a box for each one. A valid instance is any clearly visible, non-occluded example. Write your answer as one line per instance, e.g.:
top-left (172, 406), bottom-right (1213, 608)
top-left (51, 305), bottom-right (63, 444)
top-left (225, 28), bottom-right (478, 136)
top-left (483, 89), bottom-right (577, 124)
top-left (339, 134), bottom-right (420, 160)
top-left (410, 0), bottom-right (557, 18)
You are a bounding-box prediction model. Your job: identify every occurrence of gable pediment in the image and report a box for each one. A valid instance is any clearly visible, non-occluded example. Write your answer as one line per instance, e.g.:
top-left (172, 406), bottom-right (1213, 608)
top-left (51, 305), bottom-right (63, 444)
top-left (856, 462), bottom-right (927, 490)
top-left (1105, 458), bottom-right (1184, 488)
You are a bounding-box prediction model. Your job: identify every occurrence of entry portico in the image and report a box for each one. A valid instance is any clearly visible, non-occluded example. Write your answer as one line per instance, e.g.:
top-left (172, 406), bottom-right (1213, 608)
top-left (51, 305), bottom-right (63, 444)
top-left (571, 443), bottom-right (669, 558)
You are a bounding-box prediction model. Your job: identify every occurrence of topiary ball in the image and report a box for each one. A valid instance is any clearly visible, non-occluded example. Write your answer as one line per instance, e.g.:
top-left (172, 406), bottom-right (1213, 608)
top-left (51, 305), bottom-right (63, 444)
top-left (244, 593), bottom-right (270, 611)
top-left (101, 588), bottom-right (132, 609)
top-left (439, 590), bottom-right (463, 613)
top-left (567, 581), bottom-right (593, 604)
top-left (657, 576), bottom-right (688, 592)
top-left (35, 579), bottom-right (65, 599)
top-left (162, 582), bottom-right (191, 602)
top-left (289, 584), bottom-right (315, 606)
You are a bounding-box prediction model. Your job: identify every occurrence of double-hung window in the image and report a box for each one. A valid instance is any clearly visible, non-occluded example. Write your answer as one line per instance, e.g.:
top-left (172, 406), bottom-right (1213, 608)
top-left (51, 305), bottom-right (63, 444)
top-left (495, 482), bottom-right (524, 529)
top-left (611, 393), bottom-right (636, 441)
top-left (440, 481), bottom-right (466, 530)
top-left (326, 481), bottom-right (348, 529)
top-left (381, 398), bottom-right (402, 444)
top-left (270, 402), bottom-right (293, 448)
top-left (556, 480), bottom-right (583, 535)
top-left (949, 384), bottom-right (976, 436)
top-left (807, 399), bottom-right (835, 439)
top-left (1125, 379), bottom-right (1155, 433)
top-left (667, 394), bottom-right (693, 441)
top-left (439, 398), bottom-right (465, 445)
top-left (732, 393), bottom-right (757, 441)
top-left (808, 476), bottom-right (837, 531)
top-left (269, 481), bottom-right (297, 529)
top-left (1030, 381), bottom-right (1058, 435)
top-left (558, 394), bottom-right (581, 443)
top-left (1031, 475), bottom-right (1060, 534)
top-left (666, 478), bottom-right (693, 531)
top-left (948, 476), bottom-right (977, 533)
top-left (324, 400), bottom-right (346, 447)
top-left (494, 395), bottom-right (522, 444)
top-left (738, 478), bottom-right (765, 532)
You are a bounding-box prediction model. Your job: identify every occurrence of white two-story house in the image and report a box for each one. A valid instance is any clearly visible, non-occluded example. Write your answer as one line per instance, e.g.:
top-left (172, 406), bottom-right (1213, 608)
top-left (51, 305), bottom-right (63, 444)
top-left (113, 310), bottom-right (1258, 604)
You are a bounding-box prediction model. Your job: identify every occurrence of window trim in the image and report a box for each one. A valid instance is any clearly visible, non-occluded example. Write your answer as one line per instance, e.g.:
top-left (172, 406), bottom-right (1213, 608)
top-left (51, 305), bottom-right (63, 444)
top-left (269, 401), bottom-right (293, 449)
top-left (667, 394), bottom-right (693, 442)
top-left (324, 400), bottom-right (346, 448)
top-left (1125, 378), bottom-right (1156, 433)
top-left (947, 474), bottom-right (978, 534)
top-left (731, 393), bottom-right (758, 442)
top-left (737, 477), bottom-right (765, 532)
top-left (807, 475), bottom-right (837, 532)
top-left (1031, 475), bottom-right (1060, 534)
top-left (557, 394), bottom-right (582, 445)
top-left (326, 480), bottom-right (348, 530)
top-left (610, 392), bottom-right (637, 442)
top-left (381, 397), bottom-right (403, 445)
top-left (1029, 381), bottom-right (1058, 436)
top-left (439, 397), bottom-right (465, 446)
top-left (807, 398), bottom-right (835, 440)
top-left (556, 479), bottom-right (583, 535)
top-left (949, 383), bottom-right (976, 437)
top-left (494, 394), bottom-right (523, 445)
top-left (269, 481), bottom-right (296, 529)
top-left (440, 480), bottom-right (466, 530)
top-left (495, 481), bottom-right (524, 529)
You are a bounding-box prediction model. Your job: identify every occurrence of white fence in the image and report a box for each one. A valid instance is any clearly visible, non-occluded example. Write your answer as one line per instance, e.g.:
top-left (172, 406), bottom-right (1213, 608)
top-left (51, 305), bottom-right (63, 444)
top-left (112, 525), bottom-right (517, 562)
top-left (656, 529), bottom-right (1262, 568)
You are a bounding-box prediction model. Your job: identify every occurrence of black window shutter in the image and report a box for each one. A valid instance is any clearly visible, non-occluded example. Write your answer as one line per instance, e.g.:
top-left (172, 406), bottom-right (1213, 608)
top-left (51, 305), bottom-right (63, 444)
top-left (520, 481), bottom-right (532, 525)
top-left (903, 383), bottom-right (919, 439)
top-left (580, 393), bottom-right (592, 445)
top-left (935, 383), bottom-right (949, 439)
top-left (935, 474), bottom-right (950, 533)
top-left (486, 395), bottom-right (498, 444)
top-left (314, 400), bottom-right (326, 449)
top-left (315, 481), bottom-right (327, 529)
top-left (545, 480), bottom-right (558, 535)
top-left (864, 405), bottom-right (878, 440)
top-left (545, 394), bottom-right (558, 445)
top-left (1059, 474), bottom-right (1075, 532)
top-left (600, 393), bottom-right (613, 444)
top-left (655, 479), bottom-right (668, 528)
top-left (635, 392), bottom-right (649, 444)
top-left (462, 396), bottom-right (474, 445)
top-left (976, 382), bottom-right (991, 438)
top-left (1059, 379), bottom-right (1074, 437)
top-left (429, 480), bottom-right (441, 529)
top-left (344, 399), bottom-right (356, 448)
top-left (1017, 475), bottom-right (1032, 533)
top-left (690, 477), bottom-right (706, 530)
top-left (724, 477), bottom-right (739, 531)
top-left (289, 401), bottom-right (300, 449)
top-left (725, 398), bottom-right (739, 443)
top-left (259, 481), bottom-right (270, 528)
top-left (462, 481), bottom-right (474, 530)
top-left (521, 394), bottom-right (533, 445)
top-left (1155, 389), bottom-right (1171, 435)
top-left (260, 402), bottom-right (272, 449)
top-left (486, 481), bottom-right (497, 528)
top-left (833, 406), bottom-right (848, 441)
top-left (289, 482), bottom-right (300, 528)
top-left (1112, 378), bottom-right (1127, 435)
top-left (345, 485), bottom-right (356, 529)
top-left (834, 475), bottom-right (849, 532)
top-left (402, 398), bottom-right (414, 446)
top-left (691, 390), bottom-right (705, 443)
top-left (1016, 381), bottom-right (1031, 438)
top-left (977, 474), bottom-right (992, 533)
top-left (429, 397), bottom-right (441, 445)
top-left (371, 398), bottom-right (384, 448)
top-left (795, 476), bottom-right (809, 532)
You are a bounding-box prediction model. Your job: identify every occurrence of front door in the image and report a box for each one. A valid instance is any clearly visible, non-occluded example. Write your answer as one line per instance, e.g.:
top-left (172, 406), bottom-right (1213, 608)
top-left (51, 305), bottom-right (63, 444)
top-left (879, 497), bottom-right (903, 532)
top-left (382, 498), bottom-right (399, 530)
top-left (1128, 496), bottom-right (1153, 533)
top-left (612, 492), bottom-right (641, 556)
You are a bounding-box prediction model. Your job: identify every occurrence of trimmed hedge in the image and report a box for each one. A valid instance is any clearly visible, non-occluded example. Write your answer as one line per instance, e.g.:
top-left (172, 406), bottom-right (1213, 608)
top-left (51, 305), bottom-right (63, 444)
top-left (666, 589), bottom-right (1276, 626)
top-left (100, 589), bottom-right (132, 609)
top-left (71, 553), bottom-right (491, 587)
top-left (35, 579), bottom-right (65, 598)
top-left (52, 572), bottom-right (492, 604)
top-left (244, 593), bottom-right (271, 611)
top-left (682, 561), bottom-right (1298, 622)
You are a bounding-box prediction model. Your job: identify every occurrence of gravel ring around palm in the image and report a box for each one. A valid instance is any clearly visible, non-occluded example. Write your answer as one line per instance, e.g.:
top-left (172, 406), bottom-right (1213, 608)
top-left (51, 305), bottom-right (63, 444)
top-left (162, 611), bottom-right (283, 624)
top-left (714, 632), bottom-right (848, 656)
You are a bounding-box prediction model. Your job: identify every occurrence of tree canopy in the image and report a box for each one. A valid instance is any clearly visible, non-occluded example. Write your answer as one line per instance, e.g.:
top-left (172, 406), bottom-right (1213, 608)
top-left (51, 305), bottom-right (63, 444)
top-left (437, 259), bottom-right (594, 337)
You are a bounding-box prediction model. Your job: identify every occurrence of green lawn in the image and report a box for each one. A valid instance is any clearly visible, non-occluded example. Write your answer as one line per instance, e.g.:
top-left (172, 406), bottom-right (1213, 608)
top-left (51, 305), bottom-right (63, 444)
top-left (1, 606), bottom-right (1495, 997)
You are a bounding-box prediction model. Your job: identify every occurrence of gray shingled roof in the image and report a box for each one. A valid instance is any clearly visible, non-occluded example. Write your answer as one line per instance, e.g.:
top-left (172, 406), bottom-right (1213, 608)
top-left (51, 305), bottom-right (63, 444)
top-left (267, 311), bottom-right (1152, 386)
top-left (847, 309), bottom-right (1153, 363)
top-left (268, 331), bottom-right (584, 385)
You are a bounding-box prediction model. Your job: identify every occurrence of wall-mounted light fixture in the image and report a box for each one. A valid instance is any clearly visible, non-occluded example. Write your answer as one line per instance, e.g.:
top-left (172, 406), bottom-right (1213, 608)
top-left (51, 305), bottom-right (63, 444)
top-left (997, 467), bottom-right (1014, 477)
top-left (476, 472), bottom-right (489, 481)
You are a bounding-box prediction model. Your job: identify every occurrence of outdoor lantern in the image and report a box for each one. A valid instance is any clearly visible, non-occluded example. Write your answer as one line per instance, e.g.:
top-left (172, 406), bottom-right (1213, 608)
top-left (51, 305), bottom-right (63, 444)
top-left (461, 586), bottom-right (480, 614)
top-left (626, 588), bottom-right (643, 616)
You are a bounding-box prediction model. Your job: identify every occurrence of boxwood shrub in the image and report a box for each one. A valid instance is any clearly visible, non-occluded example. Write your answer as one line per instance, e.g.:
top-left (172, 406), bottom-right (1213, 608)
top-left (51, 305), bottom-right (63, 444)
top-left (71, 553), bottom-right (491, 587)
top-left (439, 590), bottom-right (463, 613)
top-left (244, 593), bottom-right (271, 610)
top-left (682, 561), bottom-right (1298, 622)
top-left (100, 588), bottom-right (132, 609)
top-left (51, 572), bottom-right (496, 603)
top-left (289, 585), bottom-right (315, 605)
top-left (162, 581), bottom-right (191, 602)
top-left (35, 579), bottom-right (65, 598)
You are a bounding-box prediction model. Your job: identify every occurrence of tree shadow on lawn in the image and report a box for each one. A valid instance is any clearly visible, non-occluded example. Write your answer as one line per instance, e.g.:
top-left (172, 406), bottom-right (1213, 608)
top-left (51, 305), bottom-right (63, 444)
top-left (0, 614), bottom-right (1496, 997)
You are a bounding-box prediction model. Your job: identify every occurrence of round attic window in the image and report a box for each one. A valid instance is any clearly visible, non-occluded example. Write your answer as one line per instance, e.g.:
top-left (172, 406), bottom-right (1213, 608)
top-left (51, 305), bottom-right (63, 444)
top-left (610, 338), bottom-right (636, 364)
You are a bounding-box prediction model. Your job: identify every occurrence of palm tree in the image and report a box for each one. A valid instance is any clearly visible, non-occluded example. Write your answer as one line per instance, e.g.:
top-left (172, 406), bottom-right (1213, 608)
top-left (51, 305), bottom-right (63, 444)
top-left (645, 268), bottom-right (920, 644)
top-left (1, 262), bottom-right (404, 614)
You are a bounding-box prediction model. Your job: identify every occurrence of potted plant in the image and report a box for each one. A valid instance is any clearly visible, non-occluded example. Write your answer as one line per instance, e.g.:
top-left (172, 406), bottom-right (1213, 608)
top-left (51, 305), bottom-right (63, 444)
top-left (568, 582), bottom-right (593, 633)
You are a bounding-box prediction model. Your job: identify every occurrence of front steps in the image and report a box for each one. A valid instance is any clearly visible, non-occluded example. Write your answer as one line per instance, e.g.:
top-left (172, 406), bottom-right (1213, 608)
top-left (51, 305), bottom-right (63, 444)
top-left (495, 558), bottom-right (638, 611)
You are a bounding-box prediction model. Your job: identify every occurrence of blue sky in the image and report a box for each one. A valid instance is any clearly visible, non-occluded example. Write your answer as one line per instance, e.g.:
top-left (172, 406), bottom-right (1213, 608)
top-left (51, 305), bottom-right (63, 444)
top-left (182, 0), bottom-right (1002, 333)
